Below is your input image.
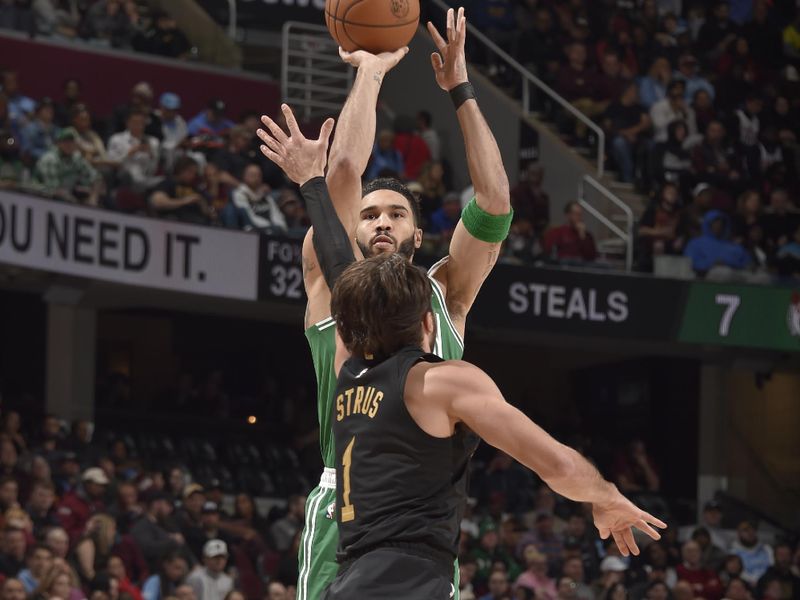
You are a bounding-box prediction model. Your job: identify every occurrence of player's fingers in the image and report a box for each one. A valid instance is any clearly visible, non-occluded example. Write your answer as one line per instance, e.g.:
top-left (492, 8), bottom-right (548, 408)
top-left (611, 530), bottom-right (629, 557)
top-left (430, 52), bottom-right (444, 72)
top-left (258, 130), bottom-right (283, 155)
top-left (447, 8), bottom-right (455, 41)
top-left (390, 46), bottom-right (409, 65)
top-left (457, 7), bottom-right (465, 30)
top-left (260, 116), bottom-right (288, 144)
top-left (338, 46), bottom-right (355, 65)
top-left (622, 528), bottom-right (640, 556)
top-left (458, 13), bottom-right (467, 45)
top-left (636, 520), bottom-right (662, 541)
top-left (427, 21), bottom-right (447, 52)
top-left (259, 145), bottom-right (282, 165)
top-left (641, 511), bottom-right (668, 530)
top-left (597, 528), bottom-right (610, 540)
top-left (318, 118), bottom-right (335, 147)
top-left (281, 104), bottom-right (301, 137)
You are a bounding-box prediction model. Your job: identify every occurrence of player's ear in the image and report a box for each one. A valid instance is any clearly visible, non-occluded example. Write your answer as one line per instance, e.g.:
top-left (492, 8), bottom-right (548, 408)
top-left (423, 311), bottom-right (435, 336)
top-left (414, 227), bottom-right (423, 249)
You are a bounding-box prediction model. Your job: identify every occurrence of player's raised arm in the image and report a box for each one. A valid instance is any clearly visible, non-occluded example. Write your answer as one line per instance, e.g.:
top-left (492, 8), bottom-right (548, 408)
top-left (425, 361), bottom-right (667, 557)
top-left (326, 46), bottom-right (409, 234)
top-left (427, 8), bottom-right (512, 326)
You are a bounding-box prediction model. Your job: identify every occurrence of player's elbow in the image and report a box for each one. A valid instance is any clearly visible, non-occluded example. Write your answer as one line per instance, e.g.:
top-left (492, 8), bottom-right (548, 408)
top-left (540, 447), bottom-right (577, 484)
top-left (475, 180), bottom-right (511, 214)
top-left (326, 155), bottom-right (361, 186)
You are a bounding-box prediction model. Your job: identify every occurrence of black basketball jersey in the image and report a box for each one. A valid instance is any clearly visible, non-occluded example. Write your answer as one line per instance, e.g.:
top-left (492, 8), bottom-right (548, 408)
top-left (332, 346), bottom-right (479, 565)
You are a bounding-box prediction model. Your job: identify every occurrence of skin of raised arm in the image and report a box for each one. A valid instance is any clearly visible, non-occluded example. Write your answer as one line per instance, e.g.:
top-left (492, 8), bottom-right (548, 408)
top-left (427, 9), bottom-right (511, 330)
top-left (326, 47), bottom-right (409, 236)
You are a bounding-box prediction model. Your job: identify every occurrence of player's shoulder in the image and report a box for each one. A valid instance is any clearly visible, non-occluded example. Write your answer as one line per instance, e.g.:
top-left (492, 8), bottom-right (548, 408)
top-left (410, 359), bottom-right (485, 391)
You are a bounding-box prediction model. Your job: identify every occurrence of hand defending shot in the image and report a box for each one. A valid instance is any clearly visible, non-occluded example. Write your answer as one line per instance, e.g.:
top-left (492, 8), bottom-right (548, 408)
top-left (592, 492), bottom-right (667, 557)
top-left (257, 104), bottom-right (334, 186)
top-left (427, 7), bottom-right (469, 91)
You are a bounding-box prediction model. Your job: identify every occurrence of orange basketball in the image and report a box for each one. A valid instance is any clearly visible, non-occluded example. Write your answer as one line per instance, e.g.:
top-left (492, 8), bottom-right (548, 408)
top-left (325, 0), bottom-right (420, 53)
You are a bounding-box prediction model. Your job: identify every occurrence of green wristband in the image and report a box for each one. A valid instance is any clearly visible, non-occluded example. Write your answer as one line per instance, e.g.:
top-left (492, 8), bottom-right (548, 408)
top-left (460, 196), bottom-right (513, 243)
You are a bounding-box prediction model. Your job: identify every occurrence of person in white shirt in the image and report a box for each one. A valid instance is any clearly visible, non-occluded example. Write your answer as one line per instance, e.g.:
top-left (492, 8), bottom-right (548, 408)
top-left (185, 540), bottom-right (233, 600)
top-left (230, 163), bottom-right (287, 233)
top-left (650, 80), bottom-right (700, 145)
top-left (157, 93), bottom-right (187, 172)
top-left (107, 110), bottom-right (161, 191)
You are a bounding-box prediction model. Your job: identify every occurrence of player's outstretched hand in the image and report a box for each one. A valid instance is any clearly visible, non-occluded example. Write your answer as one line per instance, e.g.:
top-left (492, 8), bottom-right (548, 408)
top-left (592, 492), bottom-right (667, 557)
top-left (427, 6), bottom-right (468, 91)
top-left (338, 46), bottom-right (409, 81)
top-left (257, 104), bottom-right (334, 186)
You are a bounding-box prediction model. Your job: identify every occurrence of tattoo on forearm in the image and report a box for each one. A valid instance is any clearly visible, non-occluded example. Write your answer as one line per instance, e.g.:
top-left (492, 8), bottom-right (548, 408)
top-left (373, 70), bottom-right (383, 83)
top-left (482, 248), bottom-right (499, 279)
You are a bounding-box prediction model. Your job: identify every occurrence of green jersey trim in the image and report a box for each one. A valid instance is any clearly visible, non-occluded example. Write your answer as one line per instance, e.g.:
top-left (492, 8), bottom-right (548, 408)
top-left (428, 257), bottom-right (465, 352)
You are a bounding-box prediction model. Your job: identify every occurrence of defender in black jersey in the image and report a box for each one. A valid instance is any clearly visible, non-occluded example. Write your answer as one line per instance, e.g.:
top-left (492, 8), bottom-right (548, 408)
top-left (323, 255), bottom-right (667, 600)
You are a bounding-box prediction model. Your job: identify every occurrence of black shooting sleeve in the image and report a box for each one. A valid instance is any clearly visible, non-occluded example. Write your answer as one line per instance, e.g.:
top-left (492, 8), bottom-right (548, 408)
top-left (300, 176), bottom-right (357, 290)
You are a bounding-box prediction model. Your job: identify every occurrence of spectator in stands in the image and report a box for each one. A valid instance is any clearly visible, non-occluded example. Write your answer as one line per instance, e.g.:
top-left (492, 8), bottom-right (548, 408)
top-left (651, 80), bottom-right (699, 145)
top-left (417, 160), bottom-right (446, 220)
top-left (724, 578), bottom-right (754, 600)
top-left (561, 557), bottom-right (593, 600)
top-left (614, 439), bottom-right (660, 493)
top-left (110, 482), bottom-right (142, 535)
top-left (685, 210), bottom-right (752, 277)
top-left (637, 182), bottom-right (688, 270)
top-left (157, 93), bottom-right (187, 173)
top-left (676, 540), bottom-right (724, 600)
top-left (187, 100), bottom-right (233, 139)
top-left (416, 110), bottom-right (440, 161)
top-left (130, 491), bottom-right (183, 572)
top-left (43, 527), bottom-right (69, 561)
top-left (149, 156), bottom-right (210, 225)
top-left (107, 555), bottom-right (143, 600)
top-left (34, 564), bottom-right (85, 600)
top-left (270, 495), bottom-right (304, 554)
top-left (675, 54), bottom-right (715, 103)
top-left (0, 528), bottom-right (27, 577)
top-left (21, 98), bottom-right (56, 161)
top-left (1, 69), bottom-right (35, 125)
top-left (141, 551), bottom-right (188, 600)
top-left (26, 481), bottom-right (59, 538)
top-left (428, 192), bottom-right (461, 240)
top-left (0, 476), bottom-right (18, 513)
top-left (17, 544), bottom-right (53, 593)
top-left (71, 104), bottom-right (108, 167)
top-left (276, 189), bottom-right (308, 235)
top-left (185, 540), bottom-right (232, 600)
top-left (111, 82), bottom-right (162, 141)
top-left (34, 127), bottom-right (101, 205)
top-left (82, 0), bottom-right (141, 49)
top-left (732, 522), bottom-right (774, 586)
top-left (0, 92), bottom-right (24, 187)
top-left (393, 115), bottom-right (430, 181)
top-left (228, 163), bottom-right (286, 234)
top-left (366, 130), bottom-right (404, 180)
top-left (639, 57), bottom-right (672, 110)
top-left (757, 543), bottom-right (800, 600)
top-left (58, 468), bottom-right (109, 544)
top-left (32, 0), bottom-right (79, 38)
top-left (653, 119), bottom-right (692, 191)
top-left (693, 527), bottom-right (727, 573)
top-left (107, 110), bottom-right (161, 192)
top-left (1, 579), bottom-right (26, 600)
top-left (731, 190), bottom-right (765, 245)
top-left (556, 42), bottom-right (603, 140)
top-left (693, 89), bottom-right (717, 136)
top-left (265, 582), bottom-right (287, 600)
top-left (697, 2), bottom-right (739, 63)
top-left (188, 502), bottom-right (233, 565)
top-left (175, 485), bottom-right (204, 551)
top-left (54, 79), bottom-right (83, 127)
top-left (136, 10), bottom-right (191, 59)
top-left (511, 161), bottom-right (550, 237)
top-left (603, 83), bottom-right (651, 183)
top-left (212, 126), bottom-right (251, 187)
top-left (692, 121), bottom-right (743, 189)
top-left (776, 223), bottom-right (800, 279)
top-left (543, 202), bottom-right (597, 263)
top-left (514, 545), bottom-right (557, 600)
top-left (480, 569), bottom-right (510, 600)
top-left (596, 50), bottom-right (632, 106)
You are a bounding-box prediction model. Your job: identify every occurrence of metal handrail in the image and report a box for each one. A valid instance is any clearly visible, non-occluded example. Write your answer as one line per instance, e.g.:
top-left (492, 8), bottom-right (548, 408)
top-left (429, 0), bottom-right (605, 177)
top-left (226, 0), bottom-right (236, 40)
top-left (579, 175), bottom-right (633, 270)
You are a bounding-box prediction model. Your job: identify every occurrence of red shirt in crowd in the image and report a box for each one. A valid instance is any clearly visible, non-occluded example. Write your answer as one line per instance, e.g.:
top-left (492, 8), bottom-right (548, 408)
top-left (394, 132), bottom-right (431, 180)
top-left (57, 489), bottom-right (106, 543)
top-left (543, 224), bottom-right (598, 261)
top-left (676, 564), bottom-right (724, 600)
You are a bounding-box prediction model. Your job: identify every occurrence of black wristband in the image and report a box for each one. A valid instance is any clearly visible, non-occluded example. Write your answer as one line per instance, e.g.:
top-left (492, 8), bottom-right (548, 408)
top-left (449, 82), bottom-right (476, 110)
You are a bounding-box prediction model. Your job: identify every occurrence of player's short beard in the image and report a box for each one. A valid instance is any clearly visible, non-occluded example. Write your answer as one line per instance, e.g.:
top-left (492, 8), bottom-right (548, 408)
top-left (358, 233), bottom-right (416, 260)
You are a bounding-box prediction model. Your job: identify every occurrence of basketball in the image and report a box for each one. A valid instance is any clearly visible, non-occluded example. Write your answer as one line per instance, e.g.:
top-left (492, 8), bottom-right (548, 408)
top-left (325, 0), bottom-right (420, 53)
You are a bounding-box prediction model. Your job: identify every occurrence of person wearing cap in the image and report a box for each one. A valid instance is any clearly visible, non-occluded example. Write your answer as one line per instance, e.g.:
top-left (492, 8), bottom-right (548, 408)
top-left (731, 521), bottom-right (774, 586)
top-left (185, 540), bottom-right (232, 600)
top-left (20, 98), bottom-right (57, 161)
top-left (34, 127), bottom-right (101, 204)
top-left (674, 54), bottom-right (715, 103)
top-left (175, 485), bottom-right (205, 554)
top-left (130, 490), bottom-right (184, 572)
top-left (157, 93), bottom-right (187, 172)
top-left (56, 467), bottom-right (109, 544)
top-left (186, 502), bottom-right (234, 564)
top-left (187, 100), bottom-right (233, 138)
top-left (110, 82), bottom-right (163, 141)
top-left (275, 188), bottom-right (308, 234)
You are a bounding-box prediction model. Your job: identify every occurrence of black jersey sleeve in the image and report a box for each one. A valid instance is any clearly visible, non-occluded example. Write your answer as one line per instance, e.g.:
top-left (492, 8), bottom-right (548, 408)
top-left (300, 176), bottom-right (356, 290)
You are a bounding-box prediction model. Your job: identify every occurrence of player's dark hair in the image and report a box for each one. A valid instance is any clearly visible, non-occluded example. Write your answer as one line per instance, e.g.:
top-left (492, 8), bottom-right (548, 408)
top-left (362, 177), bottom-right (422, 227)
top-left (332, 254), bottom-right (432, 359)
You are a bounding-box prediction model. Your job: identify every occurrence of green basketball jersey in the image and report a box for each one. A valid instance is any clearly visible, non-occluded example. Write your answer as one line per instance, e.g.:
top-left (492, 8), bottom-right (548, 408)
top-left (304, 268), bottom-right (465, 468)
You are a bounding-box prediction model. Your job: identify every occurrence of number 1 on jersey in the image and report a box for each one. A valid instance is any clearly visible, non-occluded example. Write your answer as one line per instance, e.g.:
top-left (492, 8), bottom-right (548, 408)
top-left (341, 436), bottom-right (356, 522)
